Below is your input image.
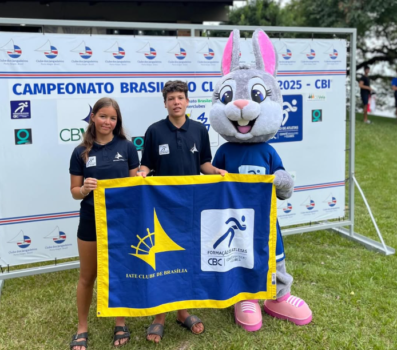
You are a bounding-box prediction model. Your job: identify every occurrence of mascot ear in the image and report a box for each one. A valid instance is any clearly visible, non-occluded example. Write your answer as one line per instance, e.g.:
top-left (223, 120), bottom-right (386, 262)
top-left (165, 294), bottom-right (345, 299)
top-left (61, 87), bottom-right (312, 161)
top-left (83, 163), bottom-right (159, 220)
top-left (221, 29), bottom-right (240, 76)
top-left (252, 29), bottom-right (277, 77)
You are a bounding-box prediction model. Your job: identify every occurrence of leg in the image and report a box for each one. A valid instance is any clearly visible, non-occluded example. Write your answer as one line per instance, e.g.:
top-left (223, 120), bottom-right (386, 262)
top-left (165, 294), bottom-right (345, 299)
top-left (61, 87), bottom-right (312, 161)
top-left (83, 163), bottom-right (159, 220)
top-left (147, 313), bottom-right (166, 343)
top-left (363, 104), bottom-right (368, 122)
top-left (113, 317), bottom-right (130, 347)
top-left (177, 310), bottom-right (204, 334)
top-left (275, 259), bottom-right (293, 299)
top-left (264, 260), bottom-right (312, 325)
top-left (73, 239), bottom-right (98, 350)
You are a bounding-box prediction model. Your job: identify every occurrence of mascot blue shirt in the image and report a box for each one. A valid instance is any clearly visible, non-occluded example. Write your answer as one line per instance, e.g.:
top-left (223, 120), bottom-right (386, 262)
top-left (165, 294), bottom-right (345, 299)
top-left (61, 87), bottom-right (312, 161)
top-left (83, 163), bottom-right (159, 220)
top-left (213, 142), bottom-right (286, 262)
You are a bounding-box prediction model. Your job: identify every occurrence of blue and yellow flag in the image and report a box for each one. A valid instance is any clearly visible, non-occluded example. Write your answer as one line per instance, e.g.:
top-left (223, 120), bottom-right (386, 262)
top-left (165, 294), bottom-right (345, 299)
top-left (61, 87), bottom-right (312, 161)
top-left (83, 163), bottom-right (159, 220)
top-left (94, 174), bottom-right (277, 317)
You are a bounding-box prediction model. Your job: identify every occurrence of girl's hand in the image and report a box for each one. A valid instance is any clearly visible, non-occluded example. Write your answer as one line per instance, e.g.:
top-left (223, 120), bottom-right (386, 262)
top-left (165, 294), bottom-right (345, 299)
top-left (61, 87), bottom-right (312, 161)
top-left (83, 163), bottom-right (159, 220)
top-left (82, 177), bottom-right (97, 194)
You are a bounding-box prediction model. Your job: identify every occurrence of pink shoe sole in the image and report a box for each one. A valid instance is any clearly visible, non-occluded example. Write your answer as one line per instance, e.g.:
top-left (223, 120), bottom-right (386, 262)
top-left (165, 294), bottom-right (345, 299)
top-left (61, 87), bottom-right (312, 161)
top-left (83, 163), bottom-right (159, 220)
top-left (263, 305), bottom-right (312, 326)
top-left (235, 315), bottom-right (263, 332)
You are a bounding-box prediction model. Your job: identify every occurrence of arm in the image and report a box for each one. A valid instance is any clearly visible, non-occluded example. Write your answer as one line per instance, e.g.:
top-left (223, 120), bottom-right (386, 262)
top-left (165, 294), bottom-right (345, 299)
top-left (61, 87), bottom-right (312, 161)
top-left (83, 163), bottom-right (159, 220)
top-left (138, 130), bottom-right (154, 178)
top-left (359, 80), bottom-right (372, 91)
top-left (274, 170), bottom-right (294, 200)
top-left (129, 168), bottom-right (138, 177)
top-left (200, 162), bottom-right (227, 176)
top-left (70, 175), bottom-right (97, 200)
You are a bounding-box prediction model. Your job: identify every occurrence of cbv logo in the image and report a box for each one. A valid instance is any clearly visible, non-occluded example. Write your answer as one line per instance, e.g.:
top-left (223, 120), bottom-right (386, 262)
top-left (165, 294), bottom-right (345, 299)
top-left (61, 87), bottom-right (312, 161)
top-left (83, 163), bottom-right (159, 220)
top-left (60, 128), bottom-right (85, 142)
top-left (57, 100), bottom-right (91, 144)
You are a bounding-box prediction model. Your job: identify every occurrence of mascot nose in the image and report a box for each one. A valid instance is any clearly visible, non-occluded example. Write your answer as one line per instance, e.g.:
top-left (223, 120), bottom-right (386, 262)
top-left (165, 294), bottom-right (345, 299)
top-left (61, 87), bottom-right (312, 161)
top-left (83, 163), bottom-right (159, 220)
top-left (233, 100), bottom-right (249, 110)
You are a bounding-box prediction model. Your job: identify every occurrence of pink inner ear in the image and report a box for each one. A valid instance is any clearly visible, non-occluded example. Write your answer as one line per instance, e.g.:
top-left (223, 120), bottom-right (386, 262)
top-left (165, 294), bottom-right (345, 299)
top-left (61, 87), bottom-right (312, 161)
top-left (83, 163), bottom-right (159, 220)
top-left (258, 31), bottom-right (276, 75)
top-left (222, 32), bottom-right (234, 75)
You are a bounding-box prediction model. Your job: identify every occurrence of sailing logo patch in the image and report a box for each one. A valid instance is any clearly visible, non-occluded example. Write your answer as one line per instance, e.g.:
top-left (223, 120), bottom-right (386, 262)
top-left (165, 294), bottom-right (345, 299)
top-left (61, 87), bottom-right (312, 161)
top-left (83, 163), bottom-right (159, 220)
top-left (159, 144), bottom-right (170, 155)
top-left (114, 152), bottom-right (124, 161)
top-left (201, 208), bottom-right (255, 272)
top-left (190, 143), bottom-right (198, 153)
top-left (86, 156), bottom-right (96, 168)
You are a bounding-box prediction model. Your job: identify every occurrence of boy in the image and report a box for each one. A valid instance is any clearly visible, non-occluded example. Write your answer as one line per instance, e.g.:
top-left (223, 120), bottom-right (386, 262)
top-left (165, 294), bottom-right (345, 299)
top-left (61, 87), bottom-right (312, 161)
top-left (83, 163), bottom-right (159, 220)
top-left (138, 80), bottom-right (226, 342)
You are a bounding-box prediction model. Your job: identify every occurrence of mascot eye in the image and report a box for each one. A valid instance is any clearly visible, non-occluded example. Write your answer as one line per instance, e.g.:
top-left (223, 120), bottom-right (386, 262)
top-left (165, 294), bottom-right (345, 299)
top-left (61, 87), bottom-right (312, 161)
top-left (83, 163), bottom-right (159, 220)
top-left (251, 84), bottom-right (271, 103)
top-left (220, 85), bottom-right (233, 105)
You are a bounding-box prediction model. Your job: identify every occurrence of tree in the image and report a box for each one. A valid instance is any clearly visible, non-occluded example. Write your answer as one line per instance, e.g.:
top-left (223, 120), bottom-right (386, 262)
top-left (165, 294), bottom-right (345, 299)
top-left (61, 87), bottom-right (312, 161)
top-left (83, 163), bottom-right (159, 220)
top-left (284, 0), bottom-right (397, 71)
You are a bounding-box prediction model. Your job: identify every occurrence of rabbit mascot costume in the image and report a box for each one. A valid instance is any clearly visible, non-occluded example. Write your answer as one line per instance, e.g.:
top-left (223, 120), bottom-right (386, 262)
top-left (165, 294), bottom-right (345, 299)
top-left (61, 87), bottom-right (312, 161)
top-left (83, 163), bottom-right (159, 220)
top-left (210, 29), bottom-right (312, 331)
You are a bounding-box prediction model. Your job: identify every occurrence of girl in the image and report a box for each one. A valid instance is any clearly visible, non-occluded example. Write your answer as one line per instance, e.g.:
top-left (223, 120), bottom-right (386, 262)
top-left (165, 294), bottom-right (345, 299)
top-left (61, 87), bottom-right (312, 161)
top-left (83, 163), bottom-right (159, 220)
top-left (69, 97), bottom-right (139, 349)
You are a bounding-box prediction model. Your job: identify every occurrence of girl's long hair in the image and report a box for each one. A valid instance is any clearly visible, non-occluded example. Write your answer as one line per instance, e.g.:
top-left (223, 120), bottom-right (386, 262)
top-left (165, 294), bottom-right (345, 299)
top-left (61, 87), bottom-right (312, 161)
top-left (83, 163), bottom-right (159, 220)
top-left (80, 97), bottom-right (127, 162)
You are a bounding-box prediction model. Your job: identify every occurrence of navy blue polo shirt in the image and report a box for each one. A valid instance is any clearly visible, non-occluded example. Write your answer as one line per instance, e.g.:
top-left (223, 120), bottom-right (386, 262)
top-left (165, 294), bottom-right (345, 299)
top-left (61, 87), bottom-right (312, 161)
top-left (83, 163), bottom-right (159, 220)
top-left (69, 136), bottom-right (139, 219)
top-left (141, 116), bottom-right (212, 176)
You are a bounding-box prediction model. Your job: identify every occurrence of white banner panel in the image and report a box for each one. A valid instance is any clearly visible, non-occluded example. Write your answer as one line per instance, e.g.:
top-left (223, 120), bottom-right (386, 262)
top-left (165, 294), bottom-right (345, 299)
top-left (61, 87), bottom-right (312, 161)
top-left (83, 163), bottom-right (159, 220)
top-left (0, 33), bottom-right (346, 266)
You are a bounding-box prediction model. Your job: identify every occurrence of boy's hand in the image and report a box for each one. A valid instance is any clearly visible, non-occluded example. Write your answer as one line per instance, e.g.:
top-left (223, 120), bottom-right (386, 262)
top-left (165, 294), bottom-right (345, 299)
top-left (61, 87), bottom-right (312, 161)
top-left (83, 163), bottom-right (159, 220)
top-left (216, 168), bottom-right (228, 177)
top-left (137, 171), bottom-right (147, 178)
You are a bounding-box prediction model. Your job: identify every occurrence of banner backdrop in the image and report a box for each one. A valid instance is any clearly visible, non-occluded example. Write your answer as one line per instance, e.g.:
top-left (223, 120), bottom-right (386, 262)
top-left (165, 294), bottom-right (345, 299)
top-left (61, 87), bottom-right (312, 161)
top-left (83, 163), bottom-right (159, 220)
top-left (94, 174), bottom-right (277, 317)
top-left (0, 32), bottom-right (346, 266)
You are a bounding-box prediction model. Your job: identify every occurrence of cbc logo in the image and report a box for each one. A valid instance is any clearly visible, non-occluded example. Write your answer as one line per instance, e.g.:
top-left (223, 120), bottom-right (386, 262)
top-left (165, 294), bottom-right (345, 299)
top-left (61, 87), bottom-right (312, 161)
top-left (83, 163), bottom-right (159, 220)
top-left (208, 258), bottom-right (223, 266)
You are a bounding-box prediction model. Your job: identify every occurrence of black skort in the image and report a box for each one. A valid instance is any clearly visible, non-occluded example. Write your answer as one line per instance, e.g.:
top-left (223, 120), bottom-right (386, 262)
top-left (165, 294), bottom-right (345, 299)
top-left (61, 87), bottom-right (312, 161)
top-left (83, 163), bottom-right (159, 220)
top-left (77, 217), bottom-right (97, 242)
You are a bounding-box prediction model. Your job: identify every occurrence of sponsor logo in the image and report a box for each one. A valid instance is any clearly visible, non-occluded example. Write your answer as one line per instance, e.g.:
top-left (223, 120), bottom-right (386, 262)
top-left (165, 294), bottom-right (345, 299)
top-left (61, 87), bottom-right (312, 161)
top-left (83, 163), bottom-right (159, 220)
top-left (86, 156), bottom-right (96, 168)
top-left (197, 43), bottom-right (215, 60)
top-left (44, 226), bottom-right (67, 244)
top-left (159, 144), bottom-right (170, 155)
top-left (280, 45), bottom-right (293, 60)
top-left (132, 137), bottom-right (144, 151)
top-left (323, 193), bottom-right (337, 208)
top-left (0, 39), bottom-right (22, 58)
top-left (306, 48), bottom-right (316, 60)
top-left (201, 208), bottom-right (254, 272)
top-left (196, 112), bottom-right (211, 131)
top-left (113, 152), bottom-right (125, 161)
top-left (329, 48), bottom-right (338, 60)
top-left (105, 41), bottom-right (125, 60)
top-left (270, 95), bottom-right (303, 143)
top-left (8, 230), bottom-right (31, 249)
top-left (282, 203), bottom-right (293, 213)
top-left (59, 104), bottom-right (91, 142)
top-left (137, 42), bottom-right (157, 60)
top-left (130, 208), bottom-right (184, 270)
top-left (11, 100), bottom-right (31, 119)
top-left (71, 41), bottom-right (93, 59)
top-left (277, 200), bottom-right (296, 217)
top-left (36, 40), bottom-right (58, 59)
top-left (190, 143), bottom-right (198, 153)
top-left (301, 197), bottom-right (316, 211)
top-left (14, 128), bottom-right (32, 145)
top-left (301, 45), bottom-right (318, 63)
top-left (324, 45), bottom-right (341, 63)
top-left (312, 109), bottom-right (323, 122)
top-left (238, 165), bottom-right (266, 175)
top-left (307, 93), bottom-right (326, 101)
top-left (168, 42), bottom-right (186, 60)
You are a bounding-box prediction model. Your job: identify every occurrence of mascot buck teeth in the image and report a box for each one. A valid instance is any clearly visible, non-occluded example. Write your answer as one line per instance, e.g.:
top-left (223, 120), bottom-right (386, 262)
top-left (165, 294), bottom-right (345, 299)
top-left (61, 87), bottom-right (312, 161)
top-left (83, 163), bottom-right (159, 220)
top-left (210, 29), bottom-right (313, 331)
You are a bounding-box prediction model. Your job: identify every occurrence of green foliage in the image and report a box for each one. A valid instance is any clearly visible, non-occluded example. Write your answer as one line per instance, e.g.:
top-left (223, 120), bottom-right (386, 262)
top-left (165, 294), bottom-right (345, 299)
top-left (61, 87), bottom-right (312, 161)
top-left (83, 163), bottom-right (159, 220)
top-left (0, 113), bottom-right (397, 349)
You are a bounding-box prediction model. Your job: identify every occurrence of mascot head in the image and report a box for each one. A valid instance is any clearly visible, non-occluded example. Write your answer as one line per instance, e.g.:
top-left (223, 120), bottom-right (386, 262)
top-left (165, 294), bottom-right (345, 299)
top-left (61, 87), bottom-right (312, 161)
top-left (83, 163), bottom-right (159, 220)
top-left (210, 29), bottom-right (283, 143)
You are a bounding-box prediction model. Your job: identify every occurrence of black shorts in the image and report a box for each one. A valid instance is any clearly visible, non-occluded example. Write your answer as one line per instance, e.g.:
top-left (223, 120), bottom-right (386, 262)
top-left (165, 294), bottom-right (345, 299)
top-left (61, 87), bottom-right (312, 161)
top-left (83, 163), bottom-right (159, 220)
top-left (395, 97), bottom-right (397, 108)
top-left (77, 216), bottom-right (97, 241)
top-left (361, 93), bottom-right (369, 106)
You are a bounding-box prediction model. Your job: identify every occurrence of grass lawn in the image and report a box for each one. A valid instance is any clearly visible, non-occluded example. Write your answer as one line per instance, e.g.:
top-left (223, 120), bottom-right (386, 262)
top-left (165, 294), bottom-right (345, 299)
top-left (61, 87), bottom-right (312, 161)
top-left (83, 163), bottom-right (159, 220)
top-left (1, 113), bottom-right (397, 350)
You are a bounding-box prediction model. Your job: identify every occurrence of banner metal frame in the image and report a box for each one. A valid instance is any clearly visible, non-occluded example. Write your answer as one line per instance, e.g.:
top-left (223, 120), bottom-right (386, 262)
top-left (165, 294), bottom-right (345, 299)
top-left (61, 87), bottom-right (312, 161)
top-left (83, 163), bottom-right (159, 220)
top-left (0, 18), bottom-right (394, 292)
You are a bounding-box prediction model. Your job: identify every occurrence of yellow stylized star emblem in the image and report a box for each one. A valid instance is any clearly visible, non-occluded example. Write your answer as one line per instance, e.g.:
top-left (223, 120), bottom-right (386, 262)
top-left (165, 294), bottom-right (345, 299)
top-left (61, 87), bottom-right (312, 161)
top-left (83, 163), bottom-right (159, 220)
top-left (130, 209), bottom-right (184, 270)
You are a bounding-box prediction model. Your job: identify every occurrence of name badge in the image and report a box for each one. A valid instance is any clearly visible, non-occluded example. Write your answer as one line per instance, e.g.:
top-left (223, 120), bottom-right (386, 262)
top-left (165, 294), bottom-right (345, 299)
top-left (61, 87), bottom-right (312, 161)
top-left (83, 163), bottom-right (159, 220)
top-left (86, 156), bottom-right (97, 168)
top-left (159, 144), bottom-right (170, 155)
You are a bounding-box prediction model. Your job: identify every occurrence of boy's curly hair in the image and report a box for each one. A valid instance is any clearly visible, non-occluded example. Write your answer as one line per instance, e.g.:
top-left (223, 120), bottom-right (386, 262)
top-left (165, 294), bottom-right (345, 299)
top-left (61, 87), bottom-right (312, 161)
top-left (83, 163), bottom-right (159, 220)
top-left (162, 80), bottom-right (188, 102)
